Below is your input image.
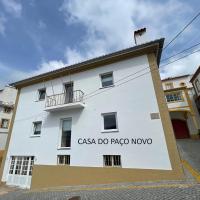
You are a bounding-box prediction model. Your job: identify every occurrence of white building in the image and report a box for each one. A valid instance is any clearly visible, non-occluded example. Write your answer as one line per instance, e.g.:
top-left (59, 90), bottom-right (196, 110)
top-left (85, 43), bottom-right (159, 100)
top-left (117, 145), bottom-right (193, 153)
top-left (162, 75), bottom-right (200, 139)
top-left (0, 86), bottom-right (17, 165)
top-left (190, 66), bottom-right (200, 116)
top-left (0, 38), bottom-right (183, 189)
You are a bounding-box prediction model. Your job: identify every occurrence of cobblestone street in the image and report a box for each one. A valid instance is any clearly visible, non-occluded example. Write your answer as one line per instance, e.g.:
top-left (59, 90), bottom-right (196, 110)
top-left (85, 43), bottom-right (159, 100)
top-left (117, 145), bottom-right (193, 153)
top-left (0, 183), bottom-right (200, 200)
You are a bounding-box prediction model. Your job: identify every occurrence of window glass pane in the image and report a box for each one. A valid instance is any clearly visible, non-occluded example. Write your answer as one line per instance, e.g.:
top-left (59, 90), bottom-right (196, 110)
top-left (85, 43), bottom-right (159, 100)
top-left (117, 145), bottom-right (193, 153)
top-left (104, 114), bottom-right (117, 130)
top-left (101, 73), bottom-right (113, 87)
top-left (33, 122), bottom-right (42, 135)
top-left (61, 119), bottom-right (72, 147)
top-left (38, 89), bottom-right (46, 100)
top-left (1, 119), bottom-right (9, 128)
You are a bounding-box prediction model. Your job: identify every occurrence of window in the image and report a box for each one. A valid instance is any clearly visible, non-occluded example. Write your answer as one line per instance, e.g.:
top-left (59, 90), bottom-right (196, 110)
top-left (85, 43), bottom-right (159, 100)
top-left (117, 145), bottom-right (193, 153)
top-left (33, 121), bottom-right (42, 135)
top-left (165, 92), bottom-right (183, 103)
top-left (9, 156), bottom-right (34, 176)
top-left (4, 107), bottom-right (12, 113)
top-left (1, 119), bottom-right (9, 129)
top-left (61, 119), bottom-right (72, 148)
top-left (195, 79), bottom-right (200, 93)
top-left (101, 72), bottom-right (114, 88)
top-left (57, 155), bottom-right (70, 165)
top-left (180, 82), bottom-right (185, 87)
top-left (102, 113), bottom-right (117, 131)
top-left (103, 155), bottom-right (121, 167)
top-left (165, 82), bottom-right (174, 90)
top-left (38, 88), bottom-right (46, 101)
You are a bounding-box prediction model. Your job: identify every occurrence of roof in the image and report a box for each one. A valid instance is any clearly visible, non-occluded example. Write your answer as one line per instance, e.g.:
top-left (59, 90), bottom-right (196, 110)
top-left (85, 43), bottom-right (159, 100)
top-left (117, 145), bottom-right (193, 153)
top-left (10, 38), bottom-right (164, 88)
top-left (162, 74), bottom-right (191, 81)
top-left (190, 66), bottom-right (200, 83)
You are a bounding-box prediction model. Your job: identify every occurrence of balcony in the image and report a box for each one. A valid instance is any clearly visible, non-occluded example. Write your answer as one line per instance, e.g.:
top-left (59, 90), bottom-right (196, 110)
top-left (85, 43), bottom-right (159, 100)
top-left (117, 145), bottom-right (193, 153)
top-left (164, 88), bottom-right (190, 112)
top-left (44, 90), bottom-right (85, 112)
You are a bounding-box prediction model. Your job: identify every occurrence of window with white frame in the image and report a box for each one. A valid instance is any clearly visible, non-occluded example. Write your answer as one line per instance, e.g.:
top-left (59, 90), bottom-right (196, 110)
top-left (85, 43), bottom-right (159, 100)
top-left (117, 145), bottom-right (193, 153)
top-left (0, 118), bottom-right (9, 129)
top-left (103, 155), bottom-right (121, 167)
top-left (61, 119), bottom-right (72, 148)
top-left (100, 72), bottom-right (114, 88)
top-left (38, 88), bottom-right (46, 101)
top-left (102, 112), bottom-right (117, 131)
top-left (9, 156), bottom-right (34, 176)
top-left (33, 121), bottom-right (42, 135)
top-left (165, 92), bottom-right (183, 103)
top-left (57, 155), bottom-right (70, 165)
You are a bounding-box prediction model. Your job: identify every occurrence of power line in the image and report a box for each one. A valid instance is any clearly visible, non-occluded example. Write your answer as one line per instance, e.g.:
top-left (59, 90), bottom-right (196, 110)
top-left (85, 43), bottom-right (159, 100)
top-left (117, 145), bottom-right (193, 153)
top-left (163, 10), bottom-right (200, 50)
top-left (84, 47), bottom-right (200, 101)
top-left (160, 48), bottom-right (200, 67)
top-left (161, 41), bottom-right (200, 62)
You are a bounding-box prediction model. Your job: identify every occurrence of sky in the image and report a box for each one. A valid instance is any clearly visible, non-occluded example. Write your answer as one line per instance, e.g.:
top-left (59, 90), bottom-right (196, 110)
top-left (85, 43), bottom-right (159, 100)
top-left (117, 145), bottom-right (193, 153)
top-left (0, 0), bottom-right (200, 87)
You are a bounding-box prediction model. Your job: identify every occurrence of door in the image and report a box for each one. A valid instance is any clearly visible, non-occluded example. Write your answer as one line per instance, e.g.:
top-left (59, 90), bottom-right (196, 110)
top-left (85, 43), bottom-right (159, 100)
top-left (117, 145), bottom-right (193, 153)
top-left (64, 82), bottom-right (73, 103)
top-left (7, 156), bottom-right (34, 188)
top-left (171, 119), bottom-right (190, 139)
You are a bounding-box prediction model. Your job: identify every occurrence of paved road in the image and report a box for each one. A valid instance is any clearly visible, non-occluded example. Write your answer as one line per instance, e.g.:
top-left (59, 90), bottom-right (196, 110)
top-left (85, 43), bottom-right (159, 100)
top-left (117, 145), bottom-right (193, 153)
top-left (177, 139), bottom-right (200, 173)
top-left (0, 184), bottom-right (200, 200)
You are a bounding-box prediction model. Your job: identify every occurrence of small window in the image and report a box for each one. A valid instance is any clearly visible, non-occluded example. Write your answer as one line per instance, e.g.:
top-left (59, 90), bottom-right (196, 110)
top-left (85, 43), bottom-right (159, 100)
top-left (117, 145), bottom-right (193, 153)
top-left (165, 82), bottom-right (173, 90)
top-left (102, 113), bottom-right (117, 130)
top-left (180, 82), bottom-right (185, 87)
top-left (38, 88), bottom-right (46, 101)
top-left (101, 72), bottom-right (113, 88)
top-left (57, 155), bottom-right (70, 165)
top-left (1, 119), bottom-right (9, 129)
top-left (4, 107), bottom-right (12, 113)
top-left (195, 79), bottom-right (200, 93)
top-left (103, 155), bottom-right (121, 167)
top-left (33, 121), bottom-right (42, 135)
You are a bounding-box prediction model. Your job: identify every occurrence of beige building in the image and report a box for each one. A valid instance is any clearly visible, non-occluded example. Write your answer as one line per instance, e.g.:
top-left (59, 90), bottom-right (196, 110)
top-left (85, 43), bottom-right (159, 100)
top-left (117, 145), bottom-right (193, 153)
top-left (190, 66), bottom-right (200, 115)
top-left (162, 75), bottom-right (200, 139)
top-left (0, 86), bottom-right (17, 165)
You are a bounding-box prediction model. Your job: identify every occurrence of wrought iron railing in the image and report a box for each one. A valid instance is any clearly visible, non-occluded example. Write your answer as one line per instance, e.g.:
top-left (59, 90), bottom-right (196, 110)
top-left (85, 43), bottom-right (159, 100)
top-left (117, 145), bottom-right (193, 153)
top-left (45, 90), bottom-right (84, 108)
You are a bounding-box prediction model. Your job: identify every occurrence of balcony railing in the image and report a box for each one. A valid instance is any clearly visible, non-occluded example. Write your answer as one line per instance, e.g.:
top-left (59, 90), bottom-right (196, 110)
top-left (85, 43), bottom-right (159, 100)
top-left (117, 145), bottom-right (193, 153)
top-left (45, 90), bottom-right (84, 108)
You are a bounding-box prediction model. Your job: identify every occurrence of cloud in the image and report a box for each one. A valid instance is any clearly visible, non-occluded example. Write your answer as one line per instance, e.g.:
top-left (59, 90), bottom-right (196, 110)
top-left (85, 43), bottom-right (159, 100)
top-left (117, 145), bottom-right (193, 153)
top-left (1, 0), bottom-right (22, 17)
top-left (0, 15), bottom-right (6, 36)
top-left (0, 60), bottom-right (66, 88)
top-left (60, 0), bottom-right (190, 68)
top-left (160, 50), bottom-right (200, 79)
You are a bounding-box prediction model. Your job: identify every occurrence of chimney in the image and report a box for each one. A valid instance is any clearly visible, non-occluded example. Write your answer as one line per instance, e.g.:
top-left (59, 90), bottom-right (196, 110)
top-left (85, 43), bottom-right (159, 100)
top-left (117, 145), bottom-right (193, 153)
top-left (134, 28), bottom-right (148, 45)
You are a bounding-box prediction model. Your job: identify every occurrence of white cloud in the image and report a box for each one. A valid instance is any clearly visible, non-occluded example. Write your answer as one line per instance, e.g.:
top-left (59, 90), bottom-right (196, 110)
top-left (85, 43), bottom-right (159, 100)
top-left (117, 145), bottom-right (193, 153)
top-left (60, 0), bottom-right (190, 68)
top-left (1, 0), bottom-right (22, 17)
top-left (0, 60), bottom-right (66, 87)
top-left (0, 15), bottom-right (6, 36)
top-left (160, 50), bottom-right (200, 79)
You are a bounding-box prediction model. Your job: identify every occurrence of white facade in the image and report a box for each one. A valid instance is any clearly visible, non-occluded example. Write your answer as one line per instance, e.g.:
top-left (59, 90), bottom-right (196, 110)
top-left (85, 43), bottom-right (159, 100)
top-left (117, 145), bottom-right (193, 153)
top-left (0, 86), bottom-right (17, 150)
top-left (2, 55), bottom-right (172, 188)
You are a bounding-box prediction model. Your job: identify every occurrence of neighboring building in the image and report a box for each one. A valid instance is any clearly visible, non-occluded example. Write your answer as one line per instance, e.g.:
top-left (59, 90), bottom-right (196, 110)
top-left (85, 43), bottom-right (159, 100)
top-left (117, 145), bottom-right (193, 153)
top-left (0, 86), bottom-right (17, 165)
top-left (0, 37), bottom-right (183, 189)
top-left (190, 66), bottom-right (200, 116)
top-left (162, 75), bottom-right (200, 139)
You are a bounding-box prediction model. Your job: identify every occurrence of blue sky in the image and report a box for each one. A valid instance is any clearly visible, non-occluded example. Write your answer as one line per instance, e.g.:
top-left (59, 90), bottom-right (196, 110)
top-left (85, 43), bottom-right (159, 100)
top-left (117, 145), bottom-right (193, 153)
top-left (0, 0), bottom-right (200, 87)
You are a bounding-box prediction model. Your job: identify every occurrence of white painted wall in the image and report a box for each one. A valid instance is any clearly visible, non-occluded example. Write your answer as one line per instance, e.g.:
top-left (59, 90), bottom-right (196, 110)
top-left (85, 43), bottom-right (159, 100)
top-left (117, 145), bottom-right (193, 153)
top-left (2, 55), bottom-right (172, 183)
top-left (0, 86), bottom-right (17, 150)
